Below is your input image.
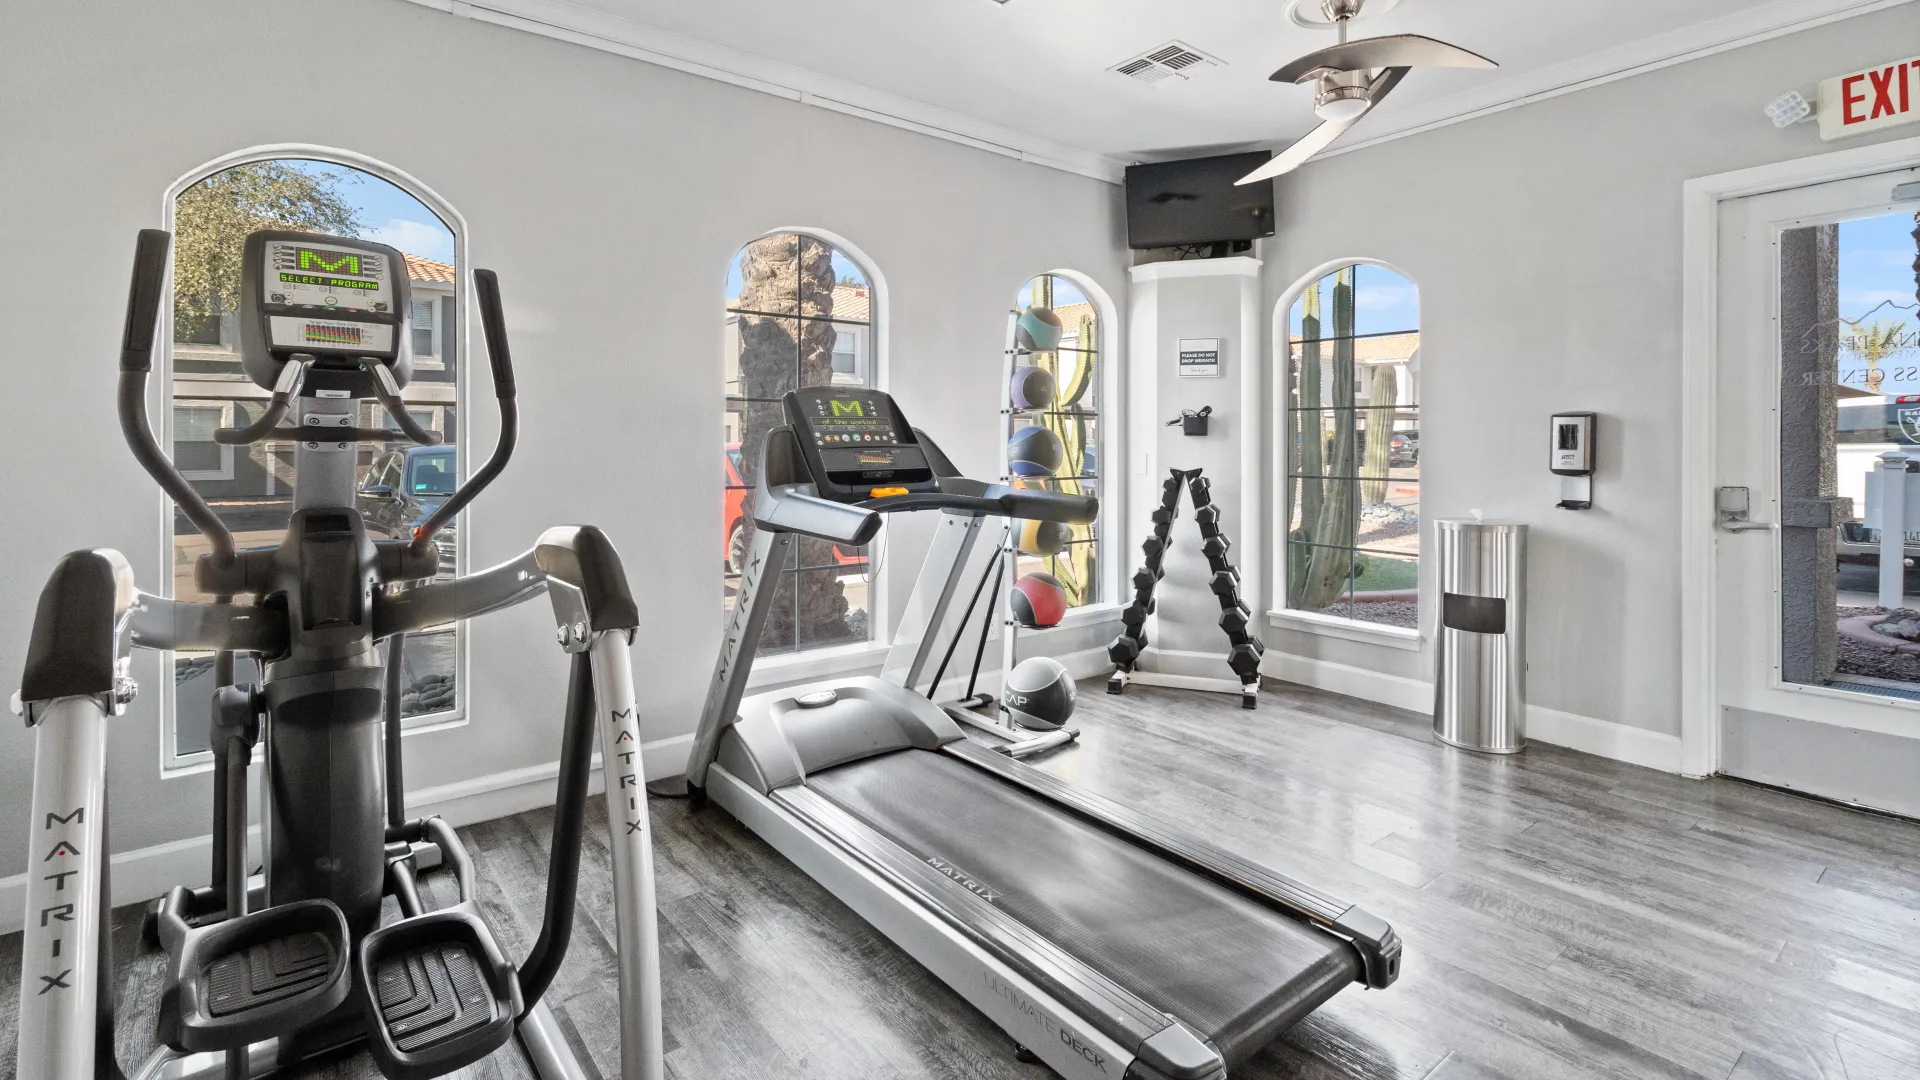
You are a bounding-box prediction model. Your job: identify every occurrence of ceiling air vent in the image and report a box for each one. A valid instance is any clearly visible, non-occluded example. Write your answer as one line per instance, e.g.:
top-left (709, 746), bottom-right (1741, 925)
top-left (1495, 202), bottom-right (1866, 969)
top-left (1111, 41), bottom-right (1223, 85)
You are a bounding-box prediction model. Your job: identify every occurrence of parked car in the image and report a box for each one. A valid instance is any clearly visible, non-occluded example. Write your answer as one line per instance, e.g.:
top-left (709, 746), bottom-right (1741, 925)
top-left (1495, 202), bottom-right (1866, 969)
top-left (725, 443), bottom-right (866, 574)
top-left (1390, 430), bottom-right (1419, 467)
top-left (359, 444), bottom-right (457, 574)
top-left (1311, 428), bottom-right (1420, 468)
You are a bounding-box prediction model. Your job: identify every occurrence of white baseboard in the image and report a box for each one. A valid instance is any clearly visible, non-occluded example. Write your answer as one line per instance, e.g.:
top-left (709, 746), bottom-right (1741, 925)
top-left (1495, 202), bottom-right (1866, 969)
top-left (1262, 652), bottom-right (1685, 773)
top-left (1262, 651), bottom-right (1432, 713)
top-left (0, 733), bottom-right (696, 934)
top-left (1524, 704), bottom-right (1684, 773)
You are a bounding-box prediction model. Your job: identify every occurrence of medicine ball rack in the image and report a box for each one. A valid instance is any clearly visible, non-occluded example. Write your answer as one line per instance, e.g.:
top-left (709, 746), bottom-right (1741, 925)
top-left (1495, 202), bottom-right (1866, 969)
top-left (1108, 468), bottom-right (1266, 708)
top-left (924, 302), bottom-right (1086, 757)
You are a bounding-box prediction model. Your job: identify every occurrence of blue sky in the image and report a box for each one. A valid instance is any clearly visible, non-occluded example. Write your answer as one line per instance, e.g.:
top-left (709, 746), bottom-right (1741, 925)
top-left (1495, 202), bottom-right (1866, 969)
top-left (1287, 264), bottom-right (1419, 339)
top-left (1835, 210), bottom-right (1919, 394)
top-left (1839, 212), bottom-right (1918, 326)
top-left (292, 159), bottom-right (455, 264)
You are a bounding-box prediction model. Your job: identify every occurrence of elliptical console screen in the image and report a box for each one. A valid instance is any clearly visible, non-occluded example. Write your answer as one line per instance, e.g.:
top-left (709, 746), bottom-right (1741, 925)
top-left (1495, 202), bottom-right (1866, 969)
top-left (263, 240), bottom-right (396, 312)
top-left (790, 388), bottom-right (933, 490)
top-left (260, 238), bottom-right (400, 357)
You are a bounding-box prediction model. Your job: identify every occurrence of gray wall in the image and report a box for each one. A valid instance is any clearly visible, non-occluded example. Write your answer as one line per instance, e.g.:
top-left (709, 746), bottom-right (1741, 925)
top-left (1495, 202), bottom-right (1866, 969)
top-left (1259, 4), bottom-right (1920, 736)
top-left (1148, 274), bottom-right (1254, 664)
top-left (0, 0), bottom-right (1126, 873)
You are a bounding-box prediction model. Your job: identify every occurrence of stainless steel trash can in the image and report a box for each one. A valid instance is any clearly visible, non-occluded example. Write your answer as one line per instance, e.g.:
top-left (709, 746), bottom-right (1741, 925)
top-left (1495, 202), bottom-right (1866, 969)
top-left (1433, 519), bottom-right (1527, 754)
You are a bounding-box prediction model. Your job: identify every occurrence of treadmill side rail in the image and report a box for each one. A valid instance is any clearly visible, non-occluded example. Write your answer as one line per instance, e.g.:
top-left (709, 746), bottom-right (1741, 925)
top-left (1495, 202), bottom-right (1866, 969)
top-left (942, 739), bottom-right (1402, 990)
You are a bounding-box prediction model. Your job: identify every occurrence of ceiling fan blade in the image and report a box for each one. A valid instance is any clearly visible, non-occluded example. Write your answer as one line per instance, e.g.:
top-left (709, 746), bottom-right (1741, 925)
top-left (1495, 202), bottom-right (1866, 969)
top-left (1236, 68), bottom-right (1407, 184)
top-left (1268, 34), bottom-right (1495, 84)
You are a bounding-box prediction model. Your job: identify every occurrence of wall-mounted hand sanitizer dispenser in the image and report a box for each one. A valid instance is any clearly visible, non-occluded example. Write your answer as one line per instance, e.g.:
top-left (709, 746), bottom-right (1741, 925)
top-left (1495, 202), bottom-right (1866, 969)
top-left (1551, 412), bottom-right (1596, 509)
top-left (1551, 413), bottom-right (1595, 476)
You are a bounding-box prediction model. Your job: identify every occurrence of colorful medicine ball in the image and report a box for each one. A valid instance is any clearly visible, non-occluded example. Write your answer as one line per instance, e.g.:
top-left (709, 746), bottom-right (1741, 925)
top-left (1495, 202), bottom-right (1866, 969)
top-left (1003, 656), bottom-right (1076, 731)
top-left (1008, 424), bottom-right (1064, 477)
top-left (1010, 365), bottom-right (1056, 411)
top-left (1016, 518), bottom-right (1071, 556)
top-left (1016, 305), bottom-right (1064, 353)
top-left (1009, 572), bottom-right (1068, 629)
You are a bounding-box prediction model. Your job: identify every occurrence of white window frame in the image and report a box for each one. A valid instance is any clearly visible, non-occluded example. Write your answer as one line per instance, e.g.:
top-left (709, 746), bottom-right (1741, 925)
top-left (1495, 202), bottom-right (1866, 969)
top-left (723, 227), bottom-right (892, 668)
top-left (1010, 269), bottom-right (1123, 624)
top-left (410, 296), bottom-right (437, 360)
top-left (157, 144), bottom-right (471, 775)
top-left (1269, 257), bottom-right (1424, 650)
top-left (173, 401), bottom-right (237, 482)
top-left (829, 322), bottom-right (868, 386)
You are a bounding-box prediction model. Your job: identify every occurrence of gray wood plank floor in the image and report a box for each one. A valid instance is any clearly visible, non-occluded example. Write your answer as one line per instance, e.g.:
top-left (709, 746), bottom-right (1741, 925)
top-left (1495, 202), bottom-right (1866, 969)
top-left (3, 680), bottom-right (1917, 1080)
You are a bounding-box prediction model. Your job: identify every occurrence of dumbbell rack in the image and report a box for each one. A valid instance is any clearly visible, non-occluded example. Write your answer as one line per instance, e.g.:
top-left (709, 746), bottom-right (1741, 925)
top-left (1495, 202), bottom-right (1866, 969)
top-left (1108, 468), bottom-right (1266, 708)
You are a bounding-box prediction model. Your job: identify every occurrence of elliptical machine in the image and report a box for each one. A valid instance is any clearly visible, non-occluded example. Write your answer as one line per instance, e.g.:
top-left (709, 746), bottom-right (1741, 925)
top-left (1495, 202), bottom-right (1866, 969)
top-left (14, 230), bottom-right (663, 1080)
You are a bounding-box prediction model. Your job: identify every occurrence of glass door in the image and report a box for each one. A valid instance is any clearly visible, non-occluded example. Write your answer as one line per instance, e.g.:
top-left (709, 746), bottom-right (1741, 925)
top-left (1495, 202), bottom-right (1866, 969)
top-left (1713, 167), bottom-right (1920, 813)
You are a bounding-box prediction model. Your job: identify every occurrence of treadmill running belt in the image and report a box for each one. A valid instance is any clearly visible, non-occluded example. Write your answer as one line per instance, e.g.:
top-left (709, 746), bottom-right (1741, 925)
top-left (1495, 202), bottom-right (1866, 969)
top-left (803, 749), bottom-right (1362, 1063)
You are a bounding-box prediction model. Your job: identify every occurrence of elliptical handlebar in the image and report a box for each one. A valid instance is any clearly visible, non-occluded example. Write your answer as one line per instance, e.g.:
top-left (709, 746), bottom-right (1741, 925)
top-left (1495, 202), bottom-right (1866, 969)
top-left (409, 268), bottom-right (516, 555)
top-left (118, 229), bottom-right (237, 563)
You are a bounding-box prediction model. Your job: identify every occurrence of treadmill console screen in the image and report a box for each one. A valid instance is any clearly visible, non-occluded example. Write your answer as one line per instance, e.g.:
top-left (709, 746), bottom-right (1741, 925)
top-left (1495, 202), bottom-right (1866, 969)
top-left (788, 388), bottom-right (934, 493)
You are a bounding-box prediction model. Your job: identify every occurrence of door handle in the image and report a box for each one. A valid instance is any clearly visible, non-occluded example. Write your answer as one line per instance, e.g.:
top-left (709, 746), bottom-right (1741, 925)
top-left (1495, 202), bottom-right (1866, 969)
top-left (1715, 486), bottom-right (1777, 533)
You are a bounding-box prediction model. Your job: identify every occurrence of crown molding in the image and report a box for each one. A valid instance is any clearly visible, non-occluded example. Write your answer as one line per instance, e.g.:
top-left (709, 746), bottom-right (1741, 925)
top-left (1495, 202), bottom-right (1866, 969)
top-left (403, 0), bottom-right (1128, 184)
top-left (398, 0), bottom-right (1911, 187)
top-left (1310, 0), bottom-right (1917, 164)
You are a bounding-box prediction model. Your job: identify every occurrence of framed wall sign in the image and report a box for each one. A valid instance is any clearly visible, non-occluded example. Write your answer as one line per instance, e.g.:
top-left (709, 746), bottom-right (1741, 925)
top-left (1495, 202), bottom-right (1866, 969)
top-left (1178, 337), bottom-right (1222, 378)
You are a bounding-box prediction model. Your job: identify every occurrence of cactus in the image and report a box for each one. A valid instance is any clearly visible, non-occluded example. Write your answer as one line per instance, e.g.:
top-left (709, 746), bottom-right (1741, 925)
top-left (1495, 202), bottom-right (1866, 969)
top-left (1362, 363), bottom-right (1396, 504)
top-left (1294, 268), bottom-right (1357, 612)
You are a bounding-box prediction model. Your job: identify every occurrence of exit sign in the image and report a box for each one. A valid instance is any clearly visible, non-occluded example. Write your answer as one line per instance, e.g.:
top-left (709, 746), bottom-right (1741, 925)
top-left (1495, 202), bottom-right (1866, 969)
top-left (1818, 56), bottom-right (1919, 140)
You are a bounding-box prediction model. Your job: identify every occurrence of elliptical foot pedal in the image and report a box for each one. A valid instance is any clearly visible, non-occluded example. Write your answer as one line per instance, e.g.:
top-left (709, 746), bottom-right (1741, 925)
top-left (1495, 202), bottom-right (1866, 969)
top-left (158, 897), bottom-right (351, 1052)
top-left (358, 909), bottom-right (522, 1080)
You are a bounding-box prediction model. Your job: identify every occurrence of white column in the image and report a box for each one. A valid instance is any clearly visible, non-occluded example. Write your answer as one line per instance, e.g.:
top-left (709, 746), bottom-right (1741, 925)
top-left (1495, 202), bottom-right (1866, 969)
top-left (1877, 451), bottom-right (1909, 610)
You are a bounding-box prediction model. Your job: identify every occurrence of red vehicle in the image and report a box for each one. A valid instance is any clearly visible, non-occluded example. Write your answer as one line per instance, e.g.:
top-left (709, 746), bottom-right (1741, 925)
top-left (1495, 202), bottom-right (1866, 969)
top-left (726, 444), bottom-right (866, 574)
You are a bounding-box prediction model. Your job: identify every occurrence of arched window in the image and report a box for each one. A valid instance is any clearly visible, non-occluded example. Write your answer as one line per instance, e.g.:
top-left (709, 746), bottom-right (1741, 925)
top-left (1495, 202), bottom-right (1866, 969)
top-left (1011, 273), bottom-right (1103, 609)
top-left (1283, 262), bottom-right (1420, 628)
top-left (166, 152), bottom-right (463, 761)
top-left (724, 232), bottom-right (879, 656)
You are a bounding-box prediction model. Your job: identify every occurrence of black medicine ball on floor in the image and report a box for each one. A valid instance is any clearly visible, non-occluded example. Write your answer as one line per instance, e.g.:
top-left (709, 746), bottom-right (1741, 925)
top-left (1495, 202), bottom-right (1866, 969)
top-left (1003, 656), bottom-right (1076, 731)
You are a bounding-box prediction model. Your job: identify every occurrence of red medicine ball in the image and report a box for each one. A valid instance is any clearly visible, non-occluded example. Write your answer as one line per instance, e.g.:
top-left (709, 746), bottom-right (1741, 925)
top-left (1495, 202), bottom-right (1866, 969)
top-left (1009, 572), bottom-right (1068, 628)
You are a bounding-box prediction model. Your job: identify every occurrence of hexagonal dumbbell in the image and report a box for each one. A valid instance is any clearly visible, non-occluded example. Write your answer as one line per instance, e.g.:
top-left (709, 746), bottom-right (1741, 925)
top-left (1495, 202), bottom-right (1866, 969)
top-left (1219, 605), bottom-right (1251, 637)
top-left (1120, 600), bottom-right (1154, 628)
top-left (1150, 505), bottom-right (1180, 528)
top-left (1201, 534), bottom-right (1231, 560)
top-left (1142, 535), bottom-right (1168, 563)
top-left (1209, 568), bottom-right (1241, 597)
top-left (1132, 566), bottom-right (1163, 592)
top-left (1194, 503), bottom-right (1222, 538)
top-left (1186, 475), bottom-right (1212, 509)
top-left (1109, 632), bottom-right (1144, 667)
top-left (1160, 474), bottom-right (1185, 503)
top-left (1227, 643), bottom-right (1263, 682)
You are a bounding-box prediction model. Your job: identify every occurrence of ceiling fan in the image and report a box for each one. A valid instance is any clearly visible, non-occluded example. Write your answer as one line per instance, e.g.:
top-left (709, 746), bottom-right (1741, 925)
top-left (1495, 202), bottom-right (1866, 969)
top-left (1236, 0), bottom-right (1496, 185)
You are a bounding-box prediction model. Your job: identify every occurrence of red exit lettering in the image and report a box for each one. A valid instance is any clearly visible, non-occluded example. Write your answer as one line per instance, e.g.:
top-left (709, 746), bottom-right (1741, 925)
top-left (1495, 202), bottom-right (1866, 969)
top-left (1843, 62), bottom-right (1912, 126)
top-left (1824, 56), bottom-right (1920, 140)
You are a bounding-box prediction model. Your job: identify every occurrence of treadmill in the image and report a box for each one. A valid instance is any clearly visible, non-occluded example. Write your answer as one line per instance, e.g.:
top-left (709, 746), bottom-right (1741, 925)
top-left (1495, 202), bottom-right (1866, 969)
top-left (671, 387), bottom-right (1400, 1080)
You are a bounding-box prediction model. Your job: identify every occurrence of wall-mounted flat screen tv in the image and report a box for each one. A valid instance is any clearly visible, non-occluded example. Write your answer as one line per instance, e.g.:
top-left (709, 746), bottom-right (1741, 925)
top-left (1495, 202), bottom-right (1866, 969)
top-left (1123, 151), bottom-right (1275, 250)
